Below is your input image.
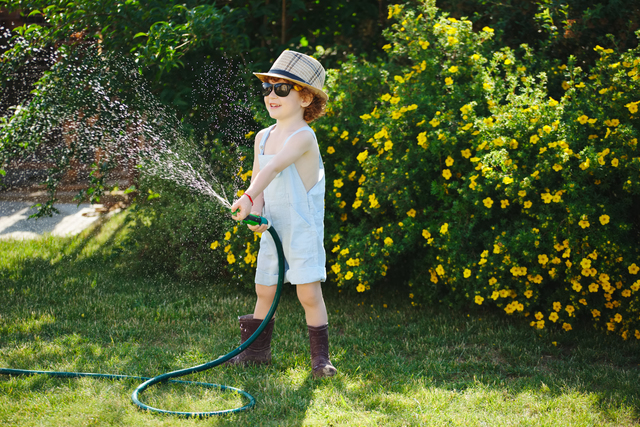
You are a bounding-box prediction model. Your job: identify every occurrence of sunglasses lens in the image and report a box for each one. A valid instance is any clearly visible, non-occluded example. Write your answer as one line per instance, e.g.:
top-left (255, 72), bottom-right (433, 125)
top-left (274, 84), bottom-right (292, 97)
top-left (261, 83), bottom-right (273, 96)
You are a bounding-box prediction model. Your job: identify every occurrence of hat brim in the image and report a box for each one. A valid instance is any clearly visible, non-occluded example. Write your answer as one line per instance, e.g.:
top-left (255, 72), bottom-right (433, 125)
top-left (254, 72), bottom-right (329, 101)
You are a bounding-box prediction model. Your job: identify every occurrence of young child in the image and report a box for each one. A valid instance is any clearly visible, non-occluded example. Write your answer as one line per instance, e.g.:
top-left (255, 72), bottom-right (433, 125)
top-left (229, 50), bottom-right (336, 378)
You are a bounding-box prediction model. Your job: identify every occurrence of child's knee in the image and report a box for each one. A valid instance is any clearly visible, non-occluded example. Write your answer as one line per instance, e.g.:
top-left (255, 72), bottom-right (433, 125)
top-left (255, 283), bottom-right (277, 301)
top-left (296, 283), bottom-right (323, 308)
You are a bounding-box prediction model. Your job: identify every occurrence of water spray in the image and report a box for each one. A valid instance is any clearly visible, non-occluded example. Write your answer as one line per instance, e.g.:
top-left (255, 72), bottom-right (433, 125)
top-left (0, 213), bottom-right (283, 418)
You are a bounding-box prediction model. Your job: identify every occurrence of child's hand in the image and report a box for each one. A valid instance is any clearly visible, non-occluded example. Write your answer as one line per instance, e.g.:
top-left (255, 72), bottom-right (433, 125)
top-left (247, 211), bottom-right (269, 233)
top-left (230, 195), bottom-right (252, 222)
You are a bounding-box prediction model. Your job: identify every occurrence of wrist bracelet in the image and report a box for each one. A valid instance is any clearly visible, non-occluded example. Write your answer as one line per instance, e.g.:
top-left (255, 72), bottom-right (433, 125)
top-left (243, 192), bottom-right (254, 205)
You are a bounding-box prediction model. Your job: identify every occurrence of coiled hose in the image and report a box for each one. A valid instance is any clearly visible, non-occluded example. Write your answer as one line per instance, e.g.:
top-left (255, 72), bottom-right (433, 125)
top-left (0, 214), bottom-right (282, 418)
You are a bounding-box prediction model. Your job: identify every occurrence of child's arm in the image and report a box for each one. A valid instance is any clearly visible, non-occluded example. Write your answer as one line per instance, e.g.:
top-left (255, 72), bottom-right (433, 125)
top-left (231, 130), bottom-right (316, 223)
top-left (231, 130), bottom-right (267, 230)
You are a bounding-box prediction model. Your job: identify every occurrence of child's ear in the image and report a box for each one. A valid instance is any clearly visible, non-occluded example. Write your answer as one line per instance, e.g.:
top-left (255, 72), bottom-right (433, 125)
top-left (300, 93), bottom-right (313, 108)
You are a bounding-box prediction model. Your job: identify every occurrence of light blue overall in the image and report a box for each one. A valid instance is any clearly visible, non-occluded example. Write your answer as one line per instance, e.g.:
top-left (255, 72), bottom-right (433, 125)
top-left (255, 124), bottom-right (327, 286)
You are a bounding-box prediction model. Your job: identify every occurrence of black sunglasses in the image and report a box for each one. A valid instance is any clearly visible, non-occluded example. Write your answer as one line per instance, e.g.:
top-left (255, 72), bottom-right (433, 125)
top-left (261, 82), bottom-right (300, 97)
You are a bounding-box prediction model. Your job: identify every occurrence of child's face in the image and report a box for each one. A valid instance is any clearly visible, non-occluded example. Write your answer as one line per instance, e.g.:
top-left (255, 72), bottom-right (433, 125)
top-left (263, 78), bottom-right (311, 121)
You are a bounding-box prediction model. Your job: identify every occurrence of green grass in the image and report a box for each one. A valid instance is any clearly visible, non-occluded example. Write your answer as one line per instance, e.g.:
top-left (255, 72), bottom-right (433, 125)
top-left (1, 211), bottom-right (639, 426)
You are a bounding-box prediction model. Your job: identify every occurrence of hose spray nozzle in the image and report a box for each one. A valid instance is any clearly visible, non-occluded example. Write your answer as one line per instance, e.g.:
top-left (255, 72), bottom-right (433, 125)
top-left (231, 209), bottom-right (269, 227)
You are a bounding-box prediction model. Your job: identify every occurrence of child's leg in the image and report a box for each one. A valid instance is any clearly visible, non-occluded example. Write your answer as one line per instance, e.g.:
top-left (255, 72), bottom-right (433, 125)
top-left (296, 281), bottom-right (328, 327)
top-left (297, 281), bottom-right (336, 378)
top-left (254, 283), bottom-right (278, 319)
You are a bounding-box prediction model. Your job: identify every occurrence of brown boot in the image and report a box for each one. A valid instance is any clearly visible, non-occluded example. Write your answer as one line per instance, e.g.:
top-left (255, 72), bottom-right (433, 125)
top-left (308, 324), bottom-right (337, 378)
top-left (226, 314), bottom-right (275, 365)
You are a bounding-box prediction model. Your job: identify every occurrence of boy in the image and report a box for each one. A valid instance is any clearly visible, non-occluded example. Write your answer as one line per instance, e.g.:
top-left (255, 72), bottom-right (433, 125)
top-left (229, 50), bottom-right (336, 378)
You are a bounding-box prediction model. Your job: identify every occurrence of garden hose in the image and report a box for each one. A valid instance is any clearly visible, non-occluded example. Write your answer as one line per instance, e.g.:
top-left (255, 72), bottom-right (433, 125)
top-left (0, 213), bottom-right (284, 418)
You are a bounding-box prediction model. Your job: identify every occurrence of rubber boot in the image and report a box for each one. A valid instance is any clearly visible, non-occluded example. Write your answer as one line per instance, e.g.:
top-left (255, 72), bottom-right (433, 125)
top-left (226, 314), bottom-right (275, 365)
top-left (307, 324), bottom-right (337, 378)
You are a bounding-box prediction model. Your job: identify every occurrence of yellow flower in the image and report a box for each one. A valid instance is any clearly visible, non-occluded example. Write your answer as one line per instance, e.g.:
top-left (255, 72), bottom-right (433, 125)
top-left (394, 75), bottom-right (405, 84)
top-left (579, 219), bottom-right (590, 229)
top-left (440, 223), bottom-right (449, 234)
top-left (448, 66), bottom-right (459, 73)
top-left (562, 323), bottom-right (572, 331)
top-left (589, 283), bottom-right (599, 292)
top-left (463, 269), bottom-right (471, 278)
top-left (483, 197), bottom-right (493, 208)
top-left (598, 214), bottom-right (610, 225)
top-left (524, 200), bottom-right (532, 209)
top-left (384, 237), bottom-right (393, 246)
top-left (538, 254), bottom-right (549, 265)
top-left (549, 312), bottom-right (559, 322)
top-left (331, 264), bottom-right (341, 274)
top-left (442, 169), bottom-right (452, 180)
top-left (417, 132), bottom-right (428, 148)
top-left (210, 241), bottom-right (219, 250)
top-left (357, 283), bottom-right (366, 292)
top-left (548, 98), bottom-right (559, 107)
top-left (611, 158), bottom-right (619, 167)
top-left (552, 164), bottom-right (563, 171)
top-left (227, 253), bottom-right (236, 264)
top-left (577, 115), bottom-right (589, 124)
top-left (445, 77), bottom-right (453, 85)
top-left (345, 271), bottom-right (354, 280)
top-left (614, 313), bottom-right (623, 323)
top-left (334, 178), bottom-right (344, 188)
top-left (357, 151), bottom-right (368, 163)
top-left (384, 140), bottom-right (393, 151)
top-left (360, 113), bottom-right (372, 120)
top-left (565, 305), bottom-right (575, 315)
top-left (629, 263), bottom-right (640, 274)
top-left (525, 290), bottom-right (533, 298)
top-left (224, 231), bottom-right (232, 240)
top-left (461, 149), bottom-right (472, 158)
top-left (381, 93), bottom-right (392, 102)
top-left (535, 312), bottom-right (544, 320)
top-left (530, 135), bottom-right (539, 144)
top-left (474, 295), bottom-right (484, 305)
top-left (326, 146), bottom-right (335, 154)
top-left (503, 176), bottom-right (514, 184)
top-left (482, 26), bottom-right (494, 33)
top-left (625, 101), bottom-right (639, 114)
top-left (445, 156), bottom-right (454, 167)
top-left (436, 264), bottom-right (445, 276)
top-left (501, 199), bottom-right (509, 208)
top-left (422, 229), bottom-right (431, 239)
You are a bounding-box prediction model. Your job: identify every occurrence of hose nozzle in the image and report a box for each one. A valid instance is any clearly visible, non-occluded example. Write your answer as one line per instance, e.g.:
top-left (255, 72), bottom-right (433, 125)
top-left (232, 209), bottom-right (269, 227)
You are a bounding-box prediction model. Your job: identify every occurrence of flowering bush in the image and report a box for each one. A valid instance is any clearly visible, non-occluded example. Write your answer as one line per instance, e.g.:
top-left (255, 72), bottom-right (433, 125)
top-left (220, 1), bottom-right (640, 340)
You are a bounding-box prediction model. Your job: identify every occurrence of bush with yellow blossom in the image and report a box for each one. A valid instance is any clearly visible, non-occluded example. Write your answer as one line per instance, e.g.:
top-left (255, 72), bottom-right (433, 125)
top-left (221, 1), bottom-right (640, 341)
top-left (312, 1), bottom-right (640, 340)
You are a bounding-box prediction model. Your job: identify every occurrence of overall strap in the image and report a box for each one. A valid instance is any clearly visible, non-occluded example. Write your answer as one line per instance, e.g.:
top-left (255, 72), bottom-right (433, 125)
top-left (259, 125), bottom-right (276, 155)
top-left (282, 125), bottom-right (314, 148)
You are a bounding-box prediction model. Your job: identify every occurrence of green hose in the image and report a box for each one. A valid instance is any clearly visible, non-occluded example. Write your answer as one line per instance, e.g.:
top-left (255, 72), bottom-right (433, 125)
top-left (0, 214), bottom-right (284, 418)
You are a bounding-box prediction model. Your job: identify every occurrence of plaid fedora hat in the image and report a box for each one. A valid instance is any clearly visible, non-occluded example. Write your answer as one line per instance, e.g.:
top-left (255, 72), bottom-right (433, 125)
top-left (254, 50), bottom-right (328, 101)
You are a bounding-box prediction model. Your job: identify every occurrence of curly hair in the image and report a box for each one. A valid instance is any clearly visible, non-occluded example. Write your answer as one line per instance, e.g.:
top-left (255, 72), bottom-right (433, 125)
top-left (299, 86), bottom-right (327, 123)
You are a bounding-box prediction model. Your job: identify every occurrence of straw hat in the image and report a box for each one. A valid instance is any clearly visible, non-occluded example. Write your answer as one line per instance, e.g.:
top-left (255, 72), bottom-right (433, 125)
top-left (254, 50), bottom-right (328, 101)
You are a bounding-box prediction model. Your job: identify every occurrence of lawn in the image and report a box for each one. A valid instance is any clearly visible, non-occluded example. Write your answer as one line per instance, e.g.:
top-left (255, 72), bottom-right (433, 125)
top-left (1, 211), bottom-right (639, 426)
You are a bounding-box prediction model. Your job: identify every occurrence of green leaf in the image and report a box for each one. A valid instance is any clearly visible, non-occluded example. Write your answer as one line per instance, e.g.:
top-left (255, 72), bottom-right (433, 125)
top-left (133, 32), bottom-right (148, 38)
top-left (0, 169), bottom-right (6, 177)
top-left (28, 10), bottom-right (42, 17)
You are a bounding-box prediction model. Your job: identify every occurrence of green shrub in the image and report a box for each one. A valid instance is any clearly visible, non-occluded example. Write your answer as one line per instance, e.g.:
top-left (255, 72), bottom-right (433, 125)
top-left (223, 1), bottom-right (640, 340)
